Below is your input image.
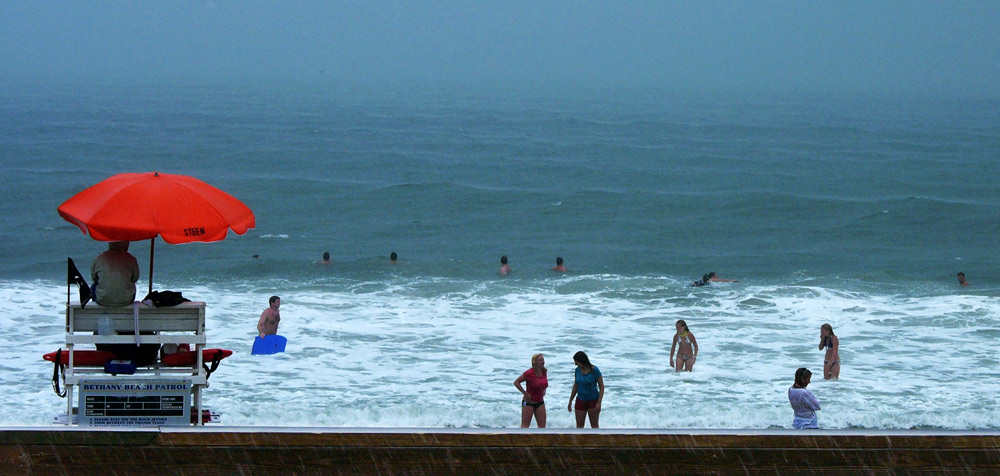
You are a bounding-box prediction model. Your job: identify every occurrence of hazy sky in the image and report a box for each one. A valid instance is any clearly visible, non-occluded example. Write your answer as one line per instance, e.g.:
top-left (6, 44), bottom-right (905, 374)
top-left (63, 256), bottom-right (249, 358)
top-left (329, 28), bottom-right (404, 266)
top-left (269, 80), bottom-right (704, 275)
top-left (3, 1), bottom-right (999, 96)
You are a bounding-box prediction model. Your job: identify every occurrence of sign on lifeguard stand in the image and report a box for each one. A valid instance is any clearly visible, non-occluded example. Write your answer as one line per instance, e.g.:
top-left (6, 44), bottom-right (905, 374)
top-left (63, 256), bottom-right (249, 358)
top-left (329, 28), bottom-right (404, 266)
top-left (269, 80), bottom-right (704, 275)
top-left (79, 378), bottom-right (192, 427)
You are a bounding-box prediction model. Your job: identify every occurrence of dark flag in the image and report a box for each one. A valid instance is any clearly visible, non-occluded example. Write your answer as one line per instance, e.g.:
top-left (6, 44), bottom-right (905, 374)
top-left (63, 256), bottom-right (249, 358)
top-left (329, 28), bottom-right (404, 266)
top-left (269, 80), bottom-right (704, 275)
top-left (68, 258), bottom-right (92, 308)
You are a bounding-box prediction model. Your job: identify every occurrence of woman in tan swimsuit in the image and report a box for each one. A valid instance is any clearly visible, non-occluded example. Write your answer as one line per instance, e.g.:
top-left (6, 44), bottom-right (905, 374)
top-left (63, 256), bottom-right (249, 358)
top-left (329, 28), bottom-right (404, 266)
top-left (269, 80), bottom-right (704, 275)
top-left (669, 320), bottom-right (698, 372)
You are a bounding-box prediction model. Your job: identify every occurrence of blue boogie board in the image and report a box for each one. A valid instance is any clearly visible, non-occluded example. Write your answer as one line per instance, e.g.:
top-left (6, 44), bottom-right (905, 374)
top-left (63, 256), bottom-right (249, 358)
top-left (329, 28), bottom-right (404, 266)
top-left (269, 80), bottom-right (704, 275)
top-left (252, 335), bottom-right (287, 355)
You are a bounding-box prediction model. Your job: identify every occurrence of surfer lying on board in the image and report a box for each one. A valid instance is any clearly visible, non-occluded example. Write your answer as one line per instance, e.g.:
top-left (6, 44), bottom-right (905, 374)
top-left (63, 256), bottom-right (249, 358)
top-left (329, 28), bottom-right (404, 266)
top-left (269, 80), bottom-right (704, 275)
top-left (692, 272), bottom-right (738, 286)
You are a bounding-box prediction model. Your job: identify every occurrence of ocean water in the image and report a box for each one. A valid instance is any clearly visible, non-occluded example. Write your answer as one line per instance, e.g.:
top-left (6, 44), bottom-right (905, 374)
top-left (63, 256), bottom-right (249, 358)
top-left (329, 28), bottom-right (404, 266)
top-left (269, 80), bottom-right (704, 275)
top-left (1, 81), bottom-right (999, 428)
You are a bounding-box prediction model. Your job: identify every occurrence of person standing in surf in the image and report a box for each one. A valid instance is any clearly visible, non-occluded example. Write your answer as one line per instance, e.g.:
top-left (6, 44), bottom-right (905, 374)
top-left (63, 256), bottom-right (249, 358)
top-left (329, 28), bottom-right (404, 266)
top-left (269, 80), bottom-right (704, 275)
top-left (567, 351), bottom-right (604, 428)
top-left (819, 323), bottom-right (840, 379)
top-left (669, 320), bottom-right (698, 372)
top-left (788, 368), bottom-right (821, 429)
top-left (514, 353), bottom-right (548, 428)
top-left (257, 296), bottom-right (281, 338)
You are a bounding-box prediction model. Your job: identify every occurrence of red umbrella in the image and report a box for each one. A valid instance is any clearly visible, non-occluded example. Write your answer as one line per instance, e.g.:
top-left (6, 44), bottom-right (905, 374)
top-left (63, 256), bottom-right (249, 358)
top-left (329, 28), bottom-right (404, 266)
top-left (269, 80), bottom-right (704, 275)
top-left (58, 171), bottom-right (255, 294)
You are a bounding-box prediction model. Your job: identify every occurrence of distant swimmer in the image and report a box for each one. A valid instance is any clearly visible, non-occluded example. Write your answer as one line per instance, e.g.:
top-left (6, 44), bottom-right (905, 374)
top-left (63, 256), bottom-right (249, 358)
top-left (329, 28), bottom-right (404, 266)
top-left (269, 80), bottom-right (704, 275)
top-left (669, 320), bottom-right (698, 372)
top-left (957, 272), bottom-right (970, 286)
top-left (499, 255), bottom-right (511, 276)
top-left (819, 323), bottom-right (840, 380)
top-left (257, 296), bottom-right (281, 338)
top-left (390, 251), bottom-right (398, 264)
top-left (692, 271), bottom-right (738, 286)
top-left (788, 368), bottom-right (821, 429)
top-left (319, 252), bottom-right (332, 264)
top-left (552, 257), bottom-right (566, 272)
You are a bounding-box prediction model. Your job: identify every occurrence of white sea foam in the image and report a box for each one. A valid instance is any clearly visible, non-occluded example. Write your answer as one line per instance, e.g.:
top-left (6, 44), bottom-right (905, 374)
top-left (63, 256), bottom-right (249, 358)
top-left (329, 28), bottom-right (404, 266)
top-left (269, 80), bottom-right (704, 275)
top-left (2, 278), bottom-right (998, 429)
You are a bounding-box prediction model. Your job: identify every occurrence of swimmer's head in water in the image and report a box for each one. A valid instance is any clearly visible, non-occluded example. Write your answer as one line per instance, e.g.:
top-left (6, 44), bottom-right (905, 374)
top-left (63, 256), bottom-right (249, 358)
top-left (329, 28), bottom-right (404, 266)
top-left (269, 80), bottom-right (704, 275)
top-left (323, 252), bottom-right (330, 261)
top-left (501, 255), bottom-right (508, 265)
top-left (390, 251), bottom-right (398, 261)
top-left (708, 272), bottom-right (717, 279)
top-left (556, 257), bottom-right (563, 265)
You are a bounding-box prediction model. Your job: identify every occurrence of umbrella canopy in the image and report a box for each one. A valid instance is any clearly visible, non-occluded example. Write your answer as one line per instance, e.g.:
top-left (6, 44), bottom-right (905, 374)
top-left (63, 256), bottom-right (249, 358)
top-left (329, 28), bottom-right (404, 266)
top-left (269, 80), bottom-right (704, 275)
top-left (58, 171), bottom-right (255, 244)
top-left (58, 171), bottom-right (255, 293)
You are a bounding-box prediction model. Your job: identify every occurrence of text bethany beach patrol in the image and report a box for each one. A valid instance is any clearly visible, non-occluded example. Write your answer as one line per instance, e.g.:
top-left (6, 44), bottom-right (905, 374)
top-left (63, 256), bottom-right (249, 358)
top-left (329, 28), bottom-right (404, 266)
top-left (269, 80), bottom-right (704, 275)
top-left (82, 383), bottom-right (189, 391)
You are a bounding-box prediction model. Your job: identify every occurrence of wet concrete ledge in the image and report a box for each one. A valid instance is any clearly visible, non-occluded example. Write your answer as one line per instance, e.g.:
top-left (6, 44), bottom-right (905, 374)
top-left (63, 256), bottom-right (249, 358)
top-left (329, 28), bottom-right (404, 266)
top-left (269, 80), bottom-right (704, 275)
top-left (2, 427), bottom-right (1000, 475)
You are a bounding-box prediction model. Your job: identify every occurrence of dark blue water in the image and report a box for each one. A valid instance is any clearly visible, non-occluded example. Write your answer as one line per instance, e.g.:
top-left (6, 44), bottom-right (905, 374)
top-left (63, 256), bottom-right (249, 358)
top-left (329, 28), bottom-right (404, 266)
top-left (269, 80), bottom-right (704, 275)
top-left (2, 81), bottom-right (999, 289)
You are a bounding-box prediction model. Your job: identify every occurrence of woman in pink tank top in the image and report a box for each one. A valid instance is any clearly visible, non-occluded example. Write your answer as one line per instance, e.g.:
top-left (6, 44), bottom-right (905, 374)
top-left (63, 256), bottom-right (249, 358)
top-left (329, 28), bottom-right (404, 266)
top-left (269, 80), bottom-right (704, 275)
top-left (514, 353), bottom-right (549, 428)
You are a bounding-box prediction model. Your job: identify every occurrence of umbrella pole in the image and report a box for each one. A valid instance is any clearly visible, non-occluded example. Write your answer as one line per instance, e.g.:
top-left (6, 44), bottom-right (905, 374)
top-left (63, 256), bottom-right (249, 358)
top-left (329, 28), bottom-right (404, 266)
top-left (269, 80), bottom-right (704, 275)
top-left (148, 237), bottom-right (155, 296)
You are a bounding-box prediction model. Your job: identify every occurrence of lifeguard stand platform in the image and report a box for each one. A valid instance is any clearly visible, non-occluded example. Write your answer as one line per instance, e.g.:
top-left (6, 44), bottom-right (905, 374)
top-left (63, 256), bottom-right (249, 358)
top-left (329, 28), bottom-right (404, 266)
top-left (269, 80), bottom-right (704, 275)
top-left (54, 301), bottom-right (218, 426)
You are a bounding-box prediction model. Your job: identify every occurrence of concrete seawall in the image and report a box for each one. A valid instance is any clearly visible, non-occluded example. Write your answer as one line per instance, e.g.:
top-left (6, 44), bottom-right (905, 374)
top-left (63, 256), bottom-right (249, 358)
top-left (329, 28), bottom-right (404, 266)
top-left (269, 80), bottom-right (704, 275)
top-left (2, 427), bottom-right (1000, 475)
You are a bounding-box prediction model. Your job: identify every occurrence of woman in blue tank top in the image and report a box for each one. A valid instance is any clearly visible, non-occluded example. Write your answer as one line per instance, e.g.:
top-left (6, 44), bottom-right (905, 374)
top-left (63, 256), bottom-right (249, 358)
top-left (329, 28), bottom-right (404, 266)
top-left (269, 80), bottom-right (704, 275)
top-left (567, 351), bottom-right (605, 428)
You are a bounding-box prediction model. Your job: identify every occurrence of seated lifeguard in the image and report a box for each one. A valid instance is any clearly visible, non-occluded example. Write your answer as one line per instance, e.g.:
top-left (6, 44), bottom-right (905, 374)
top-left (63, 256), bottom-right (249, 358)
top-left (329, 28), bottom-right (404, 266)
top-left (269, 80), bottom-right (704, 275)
top-left (91, 241), bottom-right (158, 365)
top-left (91, 241), bottom-right (139, 307)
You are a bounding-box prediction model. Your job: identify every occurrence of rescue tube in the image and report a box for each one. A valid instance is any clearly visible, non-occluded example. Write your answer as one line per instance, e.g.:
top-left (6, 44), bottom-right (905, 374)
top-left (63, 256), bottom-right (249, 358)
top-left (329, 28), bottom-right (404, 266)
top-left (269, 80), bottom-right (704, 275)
top-left (161, 348), bottom-right (233, 367)
top-left (43, 350), bottom-right (118, 366)
top-left (44, 348), bottom-right (232, 367)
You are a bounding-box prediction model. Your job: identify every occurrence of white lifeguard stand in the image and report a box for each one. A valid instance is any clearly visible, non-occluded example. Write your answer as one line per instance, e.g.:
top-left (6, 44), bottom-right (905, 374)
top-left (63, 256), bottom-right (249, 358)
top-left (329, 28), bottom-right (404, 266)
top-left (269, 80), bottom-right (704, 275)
top-left (56, 301), bottom-right (214, 426)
